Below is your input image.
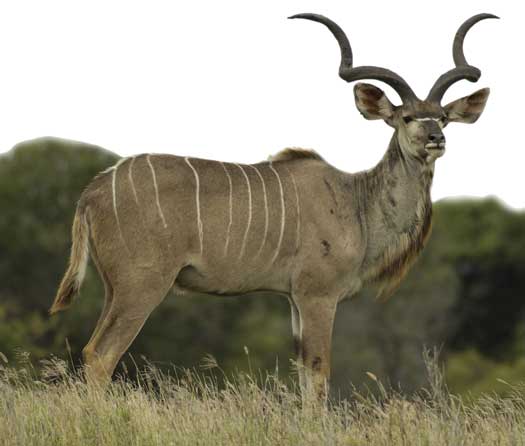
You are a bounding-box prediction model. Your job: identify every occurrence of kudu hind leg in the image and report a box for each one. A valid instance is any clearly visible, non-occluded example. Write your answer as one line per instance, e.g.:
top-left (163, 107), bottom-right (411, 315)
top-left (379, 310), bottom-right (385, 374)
top-left (83, 278), bottom-right (172, 386)
top-left (82, 237), bottom-right (115, 355)
top-left (82, 282), bottom-right (113, 368)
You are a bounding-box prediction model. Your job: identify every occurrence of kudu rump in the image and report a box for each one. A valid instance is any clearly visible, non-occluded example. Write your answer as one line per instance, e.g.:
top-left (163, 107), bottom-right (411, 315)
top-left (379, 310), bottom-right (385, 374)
top-left (51, 13), bottom-right (496, 400)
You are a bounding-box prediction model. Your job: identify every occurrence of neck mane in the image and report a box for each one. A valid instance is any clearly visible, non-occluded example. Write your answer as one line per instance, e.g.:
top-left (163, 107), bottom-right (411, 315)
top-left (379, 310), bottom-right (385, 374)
top-left (353, 133), bottom-right (434, 298)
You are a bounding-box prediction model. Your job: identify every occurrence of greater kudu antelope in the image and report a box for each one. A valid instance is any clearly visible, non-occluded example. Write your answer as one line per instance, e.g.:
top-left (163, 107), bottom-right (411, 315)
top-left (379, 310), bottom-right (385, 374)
top-left (50, 13), bottom-right (496, 400)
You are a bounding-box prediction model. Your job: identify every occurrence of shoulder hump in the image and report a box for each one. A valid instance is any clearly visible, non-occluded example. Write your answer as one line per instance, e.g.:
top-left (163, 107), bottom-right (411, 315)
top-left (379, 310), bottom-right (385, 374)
top-left (268, 147), bottom-right (324, 162)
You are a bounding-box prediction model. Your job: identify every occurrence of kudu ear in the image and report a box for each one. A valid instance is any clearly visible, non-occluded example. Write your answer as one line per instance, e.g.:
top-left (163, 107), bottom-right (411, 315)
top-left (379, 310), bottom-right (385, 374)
top-left (443, 88), bottom-right (490, 124)
top-left (354, 83), bottom-right (395, 122)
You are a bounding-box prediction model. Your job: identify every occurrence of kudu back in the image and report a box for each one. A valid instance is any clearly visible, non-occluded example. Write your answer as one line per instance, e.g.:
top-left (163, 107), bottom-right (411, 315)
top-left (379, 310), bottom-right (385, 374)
top-left (51, 13), bottom-right (496, 401)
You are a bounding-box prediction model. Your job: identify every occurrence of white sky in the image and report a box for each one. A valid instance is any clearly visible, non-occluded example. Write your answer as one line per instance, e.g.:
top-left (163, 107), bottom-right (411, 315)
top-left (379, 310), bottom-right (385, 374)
top-left (0, 1), bottom-right (523, 209)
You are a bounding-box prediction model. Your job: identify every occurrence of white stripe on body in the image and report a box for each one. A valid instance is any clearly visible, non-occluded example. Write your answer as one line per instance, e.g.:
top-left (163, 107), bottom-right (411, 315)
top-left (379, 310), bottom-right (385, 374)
top-left (248, 165), bottom-right (269, 258)
top-left (234, 163), bottom-right (252, 260)
top-left (269, 162), bottom-right (285, 264)
top-left (102, 157), bottom-right (127, 174)
top-left (286, 168), bottom-right (301, 252)
top-left (185, 157), bottom-right (204, 255)
top-left (220, 162), bottom-right (233, 257)
top-left (128, 156), bottom-right (139, 204)
top-left (146, 155), bottom-right (168, 229)
top-left (127, 155), bottom-right (156, 249)
top-left (110, 158), bottom-right (129, 247)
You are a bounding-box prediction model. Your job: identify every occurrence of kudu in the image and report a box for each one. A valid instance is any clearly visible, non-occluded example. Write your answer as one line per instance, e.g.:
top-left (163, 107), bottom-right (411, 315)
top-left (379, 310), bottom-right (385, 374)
top-left (50, 13), bottom-right (496, 400)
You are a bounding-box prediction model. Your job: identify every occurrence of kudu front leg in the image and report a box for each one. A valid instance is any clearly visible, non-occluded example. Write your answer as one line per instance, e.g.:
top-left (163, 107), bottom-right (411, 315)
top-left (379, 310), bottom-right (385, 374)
top-left (294, 296), bottom-right (337, 404)
top-left (288, 297), bottom-right (305, 389)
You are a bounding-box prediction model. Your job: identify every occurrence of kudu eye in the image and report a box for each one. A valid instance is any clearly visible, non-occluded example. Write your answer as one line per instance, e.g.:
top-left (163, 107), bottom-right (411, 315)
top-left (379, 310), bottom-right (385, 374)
top-left (402, 116), bottom-right (413, 124)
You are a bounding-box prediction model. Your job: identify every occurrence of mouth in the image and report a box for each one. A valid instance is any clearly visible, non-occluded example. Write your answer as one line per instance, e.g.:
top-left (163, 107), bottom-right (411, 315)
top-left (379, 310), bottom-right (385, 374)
top-left (424, 143), bottom-right (446, 162)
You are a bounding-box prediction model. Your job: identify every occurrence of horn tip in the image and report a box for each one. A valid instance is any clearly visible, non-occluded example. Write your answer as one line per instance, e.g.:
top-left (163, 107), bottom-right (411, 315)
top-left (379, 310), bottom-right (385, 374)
top-left (288, 13), bottom-right (315, 20)
top-left (477, 13), bottom-right (500, 20)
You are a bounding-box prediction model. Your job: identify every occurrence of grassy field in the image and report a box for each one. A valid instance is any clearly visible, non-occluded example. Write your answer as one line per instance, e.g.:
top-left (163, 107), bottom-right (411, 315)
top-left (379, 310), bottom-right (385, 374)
top-left (1, 354), bottom-right (525, 446)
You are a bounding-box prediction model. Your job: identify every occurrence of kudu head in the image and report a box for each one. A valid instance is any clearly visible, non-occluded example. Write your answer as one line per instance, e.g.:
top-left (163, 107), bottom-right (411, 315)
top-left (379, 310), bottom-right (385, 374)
top-left (289, 13), bottom-right (497, 163)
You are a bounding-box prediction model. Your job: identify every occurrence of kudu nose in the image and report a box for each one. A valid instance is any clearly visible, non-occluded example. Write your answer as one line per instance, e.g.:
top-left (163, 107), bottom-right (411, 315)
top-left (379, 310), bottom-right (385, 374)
top-left (428, 133), bottom-right (445, 145)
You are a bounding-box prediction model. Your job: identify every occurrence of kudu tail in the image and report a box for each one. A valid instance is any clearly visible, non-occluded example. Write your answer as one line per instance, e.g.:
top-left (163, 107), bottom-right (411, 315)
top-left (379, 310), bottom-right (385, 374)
top-left (49, 203), bottom-right (90, 315)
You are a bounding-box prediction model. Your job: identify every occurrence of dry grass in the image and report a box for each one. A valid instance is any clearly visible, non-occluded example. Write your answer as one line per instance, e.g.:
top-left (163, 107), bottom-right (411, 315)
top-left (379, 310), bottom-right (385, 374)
top-left (1, 353), bottom-right (525, 446)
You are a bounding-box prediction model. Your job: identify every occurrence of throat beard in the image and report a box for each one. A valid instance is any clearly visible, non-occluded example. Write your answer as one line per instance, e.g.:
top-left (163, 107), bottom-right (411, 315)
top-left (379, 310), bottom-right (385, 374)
top-left (372, 198), bottom-right (433, 299)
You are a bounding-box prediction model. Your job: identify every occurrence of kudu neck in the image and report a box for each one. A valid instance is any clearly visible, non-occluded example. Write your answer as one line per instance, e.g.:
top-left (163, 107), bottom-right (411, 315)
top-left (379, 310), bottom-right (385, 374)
top-left (350, 132), bottom-right (434, 289)
top-left (363, 132), bottom-right (434, 204)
